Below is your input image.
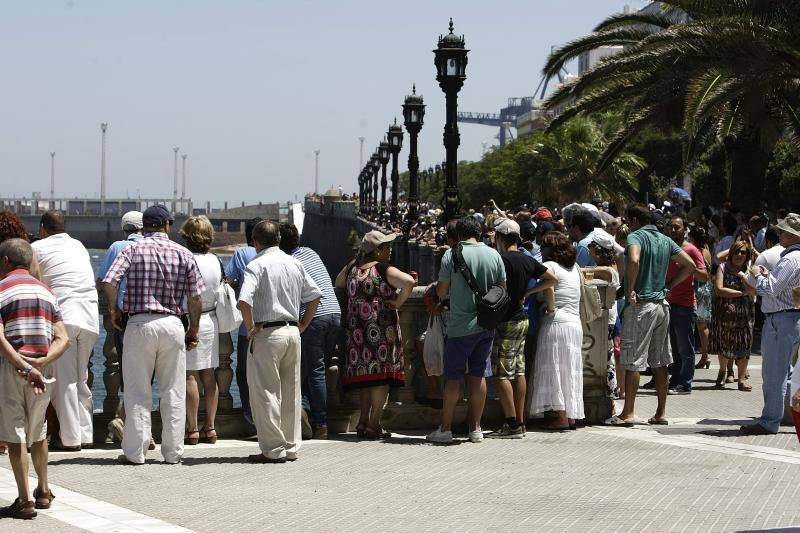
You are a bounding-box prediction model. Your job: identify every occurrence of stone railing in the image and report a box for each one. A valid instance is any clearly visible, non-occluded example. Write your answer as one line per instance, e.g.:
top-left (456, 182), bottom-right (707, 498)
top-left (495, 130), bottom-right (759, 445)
top-left (91, 249), bottom-right (613, 441)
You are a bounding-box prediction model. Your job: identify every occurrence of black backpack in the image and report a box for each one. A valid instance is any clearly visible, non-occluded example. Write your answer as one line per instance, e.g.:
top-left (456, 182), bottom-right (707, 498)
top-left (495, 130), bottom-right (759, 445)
top-left (452, 243), bottom-right (510, 330)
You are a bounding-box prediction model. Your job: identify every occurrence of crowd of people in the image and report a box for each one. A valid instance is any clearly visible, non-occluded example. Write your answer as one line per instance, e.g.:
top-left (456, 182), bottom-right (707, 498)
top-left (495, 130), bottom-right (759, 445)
top-left (0, 196), bottom-right (799, 520)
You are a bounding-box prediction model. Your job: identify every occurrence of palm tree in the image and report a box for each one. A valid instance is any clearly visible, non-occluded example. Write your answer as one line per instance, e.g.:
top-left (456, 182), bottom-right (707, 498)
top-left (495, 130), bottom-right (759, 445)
top-left (541, 0), bottom-right (800, 200)
top-left (530, 116), bottom-right (644, 205)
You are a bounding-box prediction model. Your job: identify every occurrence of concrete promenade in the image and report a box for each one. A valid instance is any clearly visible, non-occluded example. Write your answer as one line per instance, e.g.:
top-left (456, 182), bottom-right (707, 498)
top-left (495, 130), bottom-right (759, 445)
top-left (2, 354), bottom-right (800, 532)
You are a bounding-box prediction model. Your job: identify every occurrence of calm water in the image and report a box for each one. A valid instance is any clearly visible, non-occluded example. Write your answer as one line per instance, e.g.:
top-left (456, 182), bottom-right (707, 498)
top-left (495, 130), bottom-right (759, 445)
top-left (88, 250), bottom-right (242, 412)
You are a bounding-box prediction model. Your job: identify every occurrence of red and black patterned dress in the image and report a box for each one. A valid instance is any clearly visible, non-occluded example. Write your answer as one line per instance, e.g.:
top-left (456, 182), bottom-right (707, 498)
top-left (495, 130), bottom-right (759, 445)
top-left (342, 262), bottom-right (405, 391)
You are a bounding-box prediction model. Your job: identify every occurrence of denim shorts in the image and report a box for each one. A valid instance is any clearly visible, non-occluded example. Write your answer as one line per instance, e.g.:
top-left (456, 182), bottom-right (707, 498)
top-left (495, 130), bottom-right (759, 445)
top-left (443, 330), bottom-right (495, 380)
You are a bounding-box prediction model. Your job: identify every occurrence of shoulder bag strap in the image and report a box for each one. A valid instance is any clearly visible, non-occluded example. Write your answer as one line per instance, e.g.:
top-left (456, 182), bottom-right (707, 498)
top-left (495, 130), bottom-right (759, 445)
top-left (452, 244), bottom-right (485, 298)
top-left (216, 254), bottom-right (226, 286)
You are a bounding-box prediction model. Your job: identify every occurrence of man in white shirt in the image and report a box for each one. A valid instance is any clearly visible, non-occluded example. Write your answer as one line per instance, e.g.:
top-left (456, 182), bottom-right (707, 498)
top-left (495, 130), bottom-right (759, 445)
top-left (32, 211), bottom-right (99, 450)
top-left (754, 227), bottom-right (784, 276)
top-left (238, 221), bottom-right (321, 463)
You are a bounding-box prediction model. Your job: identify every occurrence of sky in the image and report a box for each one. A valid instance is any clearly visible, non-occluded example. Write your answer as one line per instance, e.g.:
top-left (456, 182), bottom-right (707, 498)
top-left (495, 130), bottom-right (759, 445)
top-left (0, 0), bottom-right (645, 207)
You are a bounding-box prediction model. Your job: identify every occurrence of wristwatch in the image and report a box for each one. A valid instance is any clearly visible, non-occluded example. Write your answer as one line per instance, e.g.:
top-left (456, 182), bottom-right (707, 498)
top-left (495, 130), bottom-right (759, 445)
top-left (23, 364), bottom-right (32, 376)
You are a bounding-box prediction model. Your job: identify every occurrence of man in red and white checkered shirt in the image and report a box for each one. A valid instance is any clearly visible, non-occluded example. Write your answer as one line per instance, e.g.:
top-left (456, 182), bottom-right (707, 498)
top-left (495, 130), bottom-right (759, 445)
top-left (102, 205), bottom-right (204, 465)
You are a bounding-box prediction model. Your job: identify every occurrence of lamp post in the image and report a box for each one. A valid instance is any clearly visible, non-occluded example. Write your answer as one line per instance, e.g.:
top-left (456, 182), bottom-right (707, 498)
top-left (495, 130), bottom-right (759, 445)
top-left (378, 140), bottom-right (390, 217)
top-left (358, 169), bottom-right (365, 212)
top-left (387, 119), bottom-right (404, 222)
top-left (370, 152), bottom-right (380, 219)
top-left (434, 18), bottom-right (469, 223)
top-left (402, 85), bottom-right (425, 224)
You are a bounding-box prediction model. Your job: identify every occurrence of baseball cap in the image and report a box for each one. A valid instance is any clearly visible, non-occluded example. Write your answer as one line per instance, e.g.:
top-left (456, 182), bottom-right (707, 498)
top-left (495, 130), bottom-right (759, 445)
top-left (536, 221), bottom-right (555, 235)
top-left (589, 228), bottom-right (625, 255)
top-left (361, 230), bottom-right (397, 253)
top-left (142, 205), bottom-right (174, 227)
top-left (535, 207), bottom-right (553, 220)
top-left (120, 211), bottom-right (143, 231)
top-left (494, 218), bottom-right (520, 236)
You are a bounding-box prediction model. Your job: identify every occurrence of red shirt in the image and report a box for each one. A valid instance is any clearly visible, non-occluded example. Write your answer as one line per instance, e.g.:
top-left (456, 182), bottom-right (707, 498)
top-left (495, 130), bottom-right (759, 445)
top-left (666, 241), bottom-right (705, 307)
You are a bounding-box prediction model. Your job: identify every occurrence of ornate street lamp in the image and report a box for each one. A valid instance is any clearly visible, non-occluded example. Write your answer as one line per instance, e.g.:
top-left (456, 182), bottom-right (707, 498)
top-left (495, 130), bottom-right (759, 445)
top-left (402, 85), bottom-right (425, 224)
top-left (370, 152), bottom-right (380, 219)
top-left (434, 18), bottom-right (468, 223)
top-left (387, 119), bottom-right (404, 222)
top-left (378, 140), bottom-right (390, 216)
top-left (359, 168), bottom-right (367, 213)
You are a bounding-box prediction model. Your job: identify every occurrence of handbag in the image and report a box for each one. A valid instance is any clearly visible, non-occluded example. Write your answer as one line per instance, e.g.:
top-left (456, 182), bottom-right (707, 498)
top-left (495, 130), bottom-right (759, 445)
top-left (452, 243), bottom-right (510, 331)
top-left (422, 315), bottom-right (445, 377)
top-left (578, 268), bottom-right (603, 324)
top-left (215, 257), bottom-right (242, 333)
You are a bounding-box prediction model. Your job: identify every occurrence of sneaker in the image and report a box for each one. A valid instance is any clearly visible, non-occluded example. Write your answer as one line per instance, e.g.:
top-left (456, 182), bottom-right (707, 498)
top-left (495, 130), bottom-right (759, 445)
top-left (468, 428), bottom-right (484, 443)
top-left (486, 423), bottom-right (524, 439)
top-left (425, 427), bottom-right (453, 444)
top-left (641, 379), bottom-right (656, 390)
top-left (668, 385), bottom-right (692, 395)
top-left (0, 498), bottom-right (36, 519)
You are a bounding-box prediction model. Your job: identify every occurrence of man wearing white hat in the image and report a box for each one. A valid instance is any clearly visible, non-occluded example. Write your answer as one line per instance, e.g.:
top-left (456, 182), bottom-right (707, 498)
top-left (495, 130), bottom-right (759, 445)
top-left (741, 213), bottom-right (800, 435)
top-left (32, 211), bottom-right (99, 451)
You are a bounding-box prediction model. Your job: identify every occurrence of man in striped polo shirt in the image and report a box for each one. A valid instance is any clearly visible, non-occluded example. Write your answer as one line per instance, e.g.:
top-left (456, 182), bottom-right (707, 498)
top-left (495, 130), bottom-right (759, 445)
top-left (279, 223), bottom-right (341, 440)
top-left (0, 238), bottom-right (70, 520)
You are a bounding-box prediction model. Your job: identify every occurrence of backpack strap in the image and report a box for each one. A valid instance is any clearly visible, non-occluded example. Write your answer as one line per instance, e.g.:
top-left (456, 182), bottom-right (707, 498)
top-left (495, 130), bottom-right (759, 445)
top-left (452, 244), bottom-right (485, 298)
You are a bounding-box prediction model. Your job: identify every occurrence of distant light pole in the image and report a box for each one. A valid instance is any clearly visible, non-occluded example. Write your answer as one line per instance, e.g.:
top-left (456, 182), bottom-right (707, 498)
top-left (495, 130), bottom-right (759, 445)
top-left (433, 18), bottom-right (469, 222)
top-left (50, 152), bottom-right (56, 208)
top-left (181, 153), bottom-right (188, 214)
top-left (402, 85), bottom-right (425, 223)
top-left (358, 136), bottom-right (365, 170)
top-left (314, 149), bottom-right (320, 195)
top-left (100, 123), bottom-right (108, 200)
top-left (387, 119), bottom-right (404, 222)
top-left (172, 147), bottom-right (179, 213)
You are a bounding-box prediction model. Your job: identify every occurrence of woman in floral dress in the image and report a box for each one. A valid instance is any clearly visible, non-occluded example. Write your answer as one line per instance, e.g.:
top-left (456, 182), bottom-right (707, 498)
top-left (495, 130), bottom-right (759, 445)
top-left (710, 239), bottom-right (756, 390)
top-left (335, 230), bottom-right (416, 439)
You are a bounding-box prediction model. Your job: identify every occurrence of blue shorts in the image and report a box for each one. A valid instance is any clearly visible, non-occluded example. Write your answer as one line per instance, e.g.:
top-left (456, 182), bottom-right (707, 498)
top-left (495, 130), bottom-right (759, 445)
top-left (443, 330), bottom-right (495, 380)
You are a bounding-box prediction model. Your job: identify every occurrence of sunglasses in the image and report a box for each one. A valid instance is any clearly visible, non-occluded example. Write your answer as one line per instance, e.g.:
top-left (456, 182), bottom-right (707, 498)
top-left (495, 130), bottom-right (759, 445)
top-left (733, 250), bottom-right (749, 256)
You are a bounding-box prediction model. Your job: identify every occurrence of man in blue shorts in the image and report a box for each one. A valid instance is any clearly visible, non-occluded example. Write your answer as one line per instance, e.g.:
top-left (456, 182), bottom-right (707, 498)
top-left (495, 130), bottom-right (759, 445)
top-left (427, 216), bottom-right (505, 444)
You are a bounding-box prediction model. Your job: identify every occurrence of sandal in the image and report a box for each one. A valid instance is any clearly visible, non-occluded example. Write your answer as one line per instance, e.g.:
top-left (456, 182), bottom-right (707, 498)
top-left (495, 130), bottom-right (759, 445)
top-left (362, 426), bottom-right (392, 439)
top-left (184, 429), bottom-right (200, 446)
top-left (202, 427), bottom-right (217, 444)
top-left (355, 422), bottom-right (367, 438)
top-left (738, 380), bottom-right (753, 392)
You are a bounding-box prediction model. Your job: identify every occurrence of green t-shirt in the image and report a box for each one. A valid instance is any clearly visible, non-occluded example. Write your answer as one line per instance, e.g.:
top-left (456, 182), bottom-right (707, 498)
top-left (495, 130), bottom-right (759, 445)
top-left (625, 224), bottom-right (683, 302)
top-left (439, 241), bottom-right (506, 338)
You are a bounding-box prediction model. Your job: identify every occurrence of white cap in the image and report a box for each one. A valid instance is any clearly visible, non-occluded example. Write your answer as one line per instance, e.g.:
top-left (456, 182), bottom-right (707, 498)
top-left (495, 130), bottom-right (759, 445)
top-left (590, 228), bottom-right (625, 256)
top-left (121, 211), bottom-right (143, 231)
top-left (494, 218), bottom-right (520, 236)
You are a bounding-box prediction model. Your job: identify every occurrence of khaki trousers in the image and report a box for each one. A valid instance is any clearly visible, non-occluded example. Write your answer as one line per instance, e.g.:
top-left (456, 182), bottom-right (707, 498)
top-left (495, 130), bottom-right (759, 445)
top-left (247, 325), bottom-right (302, 460)
top-left (122, 314), bottom-right (186, 464)
top-left (51, 324), bottom-right (98, 447)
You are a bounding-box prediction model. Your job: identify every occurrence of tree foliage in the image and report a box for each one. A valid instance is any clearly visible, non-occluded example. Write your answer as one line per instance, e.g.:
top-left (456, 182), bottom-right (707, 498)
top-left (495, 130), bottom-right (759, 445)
top-left (542, 0), bottom-right (800, 201)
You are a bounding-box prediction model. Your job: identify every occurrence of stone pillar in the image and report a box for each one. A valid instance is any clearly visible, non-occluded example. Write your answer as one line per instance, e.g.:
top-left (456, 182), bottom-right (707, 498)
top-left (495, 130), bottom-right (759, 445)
top-left (216, 332), bottom-right (234, 411)
top-left (581, 280), bottom-right (614, 423)
top-left (418, 244), bottom-right (434, 285)
top-left (407, 239), bottom-right (419, 275)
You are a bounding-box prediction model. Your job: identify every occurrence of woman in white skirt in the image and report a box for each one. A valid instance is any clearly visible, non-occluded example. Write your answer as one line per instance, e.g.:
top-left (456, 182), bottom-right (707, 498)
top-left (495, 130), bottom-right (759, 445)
top-left (528, 231), bottom-right (584, 430)
top-left (181, 216), bottom-right (221, 445)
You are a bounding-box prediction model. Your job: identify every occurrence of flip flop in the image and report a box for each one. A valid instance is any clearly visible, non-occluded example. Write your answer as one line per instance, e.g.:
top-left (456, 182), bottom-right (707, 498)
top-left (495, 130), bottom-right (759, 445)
top-left (648, 417), bottom-right (669, 425)
top-left (604, 415), bottom-right (633, 427)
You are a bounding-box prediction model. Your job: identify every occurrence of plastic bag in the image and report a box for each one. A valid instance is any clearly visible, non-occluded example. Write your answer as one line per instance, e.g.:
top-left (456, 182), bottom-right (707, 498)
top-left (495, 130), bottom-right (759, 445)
top-left (423, 316), bottom-right (445, 377)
